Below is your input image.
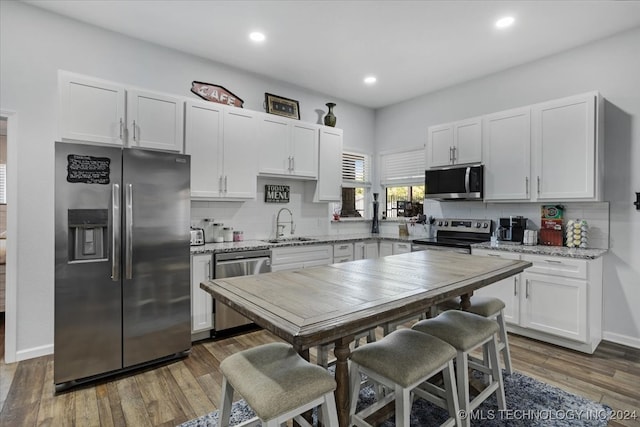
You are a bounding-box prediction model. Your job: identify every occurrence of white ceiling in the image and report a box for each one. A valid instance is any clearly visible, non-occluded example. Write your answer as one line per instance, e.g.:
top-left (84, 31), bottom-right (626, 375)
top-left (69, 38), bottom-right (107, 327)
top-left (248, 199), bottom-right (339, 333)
top-left (24, 0), bottom-right (640, 109)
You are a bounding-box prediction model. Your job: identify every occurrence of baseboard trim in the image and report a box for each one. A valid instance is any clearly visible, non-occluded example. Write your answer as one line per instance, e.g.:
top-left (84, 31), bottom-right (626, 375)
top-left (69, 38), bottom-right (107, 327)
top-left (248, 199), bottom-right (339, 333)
top-left (16, 344), bottom-right (53, 362)
top-left (602, 331), bottom-right (640, 350)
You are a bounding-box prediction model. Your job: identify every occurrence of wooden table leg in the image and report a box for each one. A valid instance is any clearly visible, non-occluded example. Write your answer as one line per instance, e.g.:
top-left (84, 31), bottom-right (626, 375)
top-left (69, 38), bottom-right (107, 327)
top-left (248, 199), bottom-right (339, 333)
top-left (295, 348), bottom-right (312, 427)
top-left (333, 336), bottom-right (352, 427)
top-left (460, 292), bottom-right (472, 310)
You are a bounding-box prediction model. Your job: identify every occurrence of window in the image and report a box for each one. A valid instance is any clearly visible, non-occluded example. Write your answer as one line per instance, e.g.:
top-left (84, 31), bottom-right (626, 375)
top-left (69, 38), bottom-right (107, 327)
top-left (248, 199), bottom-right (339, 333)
top-left (385, 185), bottom-right (424, 218)
top-left (379, 148), bottom-right (426, 218)
top-left (338, 152), bottom-right (371, 218)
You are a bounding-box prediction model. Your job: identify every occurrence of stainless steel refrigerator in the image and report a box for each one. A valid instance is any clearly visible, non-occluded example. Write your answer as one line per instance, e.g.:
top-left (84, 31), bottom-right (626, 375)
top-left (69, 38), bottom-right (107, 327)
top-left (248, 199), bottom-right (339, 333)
top-left (54, 141), bottom-right (191, 390)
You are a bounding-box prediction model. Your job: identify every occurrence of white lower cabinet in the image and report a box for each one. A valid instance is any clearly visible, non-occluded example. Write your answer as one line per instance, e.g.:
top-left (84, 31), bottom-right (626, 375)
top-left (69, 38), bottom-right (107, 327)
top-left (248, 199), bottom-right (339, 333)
top-left (191, 254), bottom-right (213, 338)
top-left (271, 245), bottom-right (333, 272)
top-left (333, 243), bottom-right (354, 263)
top-left (472, 250), bottom-right (521, 324)
top-left (472, 249), bottom-right (602, 353)
top-left (379, 242), bottom-right (393, 257)
top-left (354, 241), bottom-right (379, 260)
top-left (392, 242), bottom-right (411, 255)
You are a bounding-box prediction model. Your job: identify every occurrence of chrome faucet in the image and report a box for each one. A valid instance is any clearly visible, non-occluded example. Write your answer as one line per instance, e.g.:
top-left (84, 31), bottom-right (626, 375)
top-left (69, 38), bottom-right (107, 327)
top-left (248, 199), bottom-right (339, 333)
top-left (276, 208), bottom-right (295, 238)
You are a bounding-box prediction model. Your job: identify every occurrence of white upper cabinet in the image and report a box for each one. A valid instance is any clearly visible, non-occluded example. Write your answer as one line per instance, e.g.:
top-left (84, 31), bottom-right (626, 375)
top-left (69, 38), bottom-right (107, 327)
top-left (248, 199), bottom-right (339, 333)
top-left (184, 100), bottom-right (257, 200)
top-left (532, 93), bottom-right (600, 201)
top-left (184, 100), bottom-right (223, 199)
top-left (313, 126), bottom-right (343, 202)
top-left (222, 108), bottom-right (259, 198)
top-left (427, 117), bottom-right (482, 168)
top-left (258, 114), bottom-right (318, 178)
top-left (127, 89), bottom-right (184, 152)
top-left (59, 72), bottom-right (126, 146)
top-left (483, 107), bottom-right (532, 201)
top-left (483, 92), bottom-right (602, 203)
top-left (59, 71), bottom-right (184, 152)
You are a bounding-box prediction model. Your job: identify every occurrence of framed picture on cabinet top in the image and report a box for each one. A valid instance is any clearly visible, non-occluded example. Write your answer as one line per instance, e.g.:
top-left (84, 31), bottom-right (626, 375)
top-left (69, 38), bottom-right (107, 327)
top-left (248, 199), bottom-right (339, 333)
top-left (264, 93), bottom-right (300, 120)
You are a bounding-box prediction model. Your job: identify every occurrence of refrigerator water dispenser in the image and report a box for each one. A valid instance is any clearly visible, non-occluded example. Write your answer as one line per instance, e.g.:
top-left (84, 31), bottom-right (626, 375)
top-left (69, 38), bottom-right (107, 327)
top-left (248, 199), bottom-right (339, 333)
top-left (68, 209), bottom-right (108, 261)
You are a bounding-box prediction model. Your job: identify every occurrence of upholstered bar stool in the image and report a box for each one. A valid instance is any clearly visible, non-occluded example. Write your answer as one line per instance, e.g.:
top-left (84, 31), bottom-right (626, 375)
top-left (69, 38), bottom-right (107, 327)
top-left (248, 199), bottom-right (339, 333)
top-left (438, 296), bottom-right (513, 374)
top-left (349, 328), bottom-right (461, 427)
top-left (412, 311), bottom-right (506, 427)
top-left (219, 342), bottom-right (339, 427)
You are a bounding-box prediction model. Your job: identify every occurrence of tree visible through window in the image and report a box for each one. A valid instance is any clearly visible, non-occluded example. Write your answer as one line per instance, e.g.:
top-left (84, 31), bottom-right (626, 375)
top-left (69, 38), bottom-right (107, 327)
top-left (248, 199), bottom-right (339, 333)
top-left (385, 185), bottom-right (424, 218)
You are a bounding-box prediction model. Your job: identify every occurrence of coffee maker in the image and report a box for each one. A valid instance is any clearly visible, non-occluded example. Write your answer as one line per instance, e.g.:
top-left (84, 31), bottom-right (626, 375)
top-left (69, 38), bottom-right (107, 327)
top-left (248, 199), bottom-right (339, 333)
top-left (499, 216), bottom-right (527, 243)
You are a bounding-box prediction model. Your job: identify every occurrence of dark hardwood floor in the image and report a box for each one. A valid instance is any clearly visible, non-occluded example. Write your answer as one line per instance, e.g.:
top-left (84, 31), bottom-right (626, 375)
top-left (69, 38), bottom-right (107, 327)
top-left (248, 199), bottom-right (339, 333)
top-left (1, 322), bottom-right (639, 426)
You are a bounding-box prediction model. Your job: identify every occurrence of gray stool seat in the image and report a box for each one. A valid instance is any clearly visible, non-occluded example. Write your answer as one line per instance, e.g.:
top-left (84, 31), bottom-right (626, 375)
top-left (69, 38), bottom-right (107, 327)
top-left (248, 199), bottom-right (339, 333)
top-left (349, 329), bottom-right (461, 427)
top-left (219, 342), bottom-right (338, 426)
top-left (437, 296), bottom-right (513, 375)
top-left (351, 328), bottom-right (456, 388)
top-left (439, 296), bottom-right (505, 318)
top-left (413, 310), bottom-right (498, 351)
top-left (412, 311), bottom-right (506, 427)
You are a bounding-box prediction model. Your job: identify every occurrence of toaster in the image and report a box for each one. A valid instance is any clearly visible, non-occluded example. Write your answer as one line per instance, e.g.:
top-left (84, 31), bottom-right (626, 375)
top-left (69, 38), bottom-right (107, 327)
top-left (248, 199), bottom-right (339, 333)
top-left (190, 227), bottom-right (205, 246)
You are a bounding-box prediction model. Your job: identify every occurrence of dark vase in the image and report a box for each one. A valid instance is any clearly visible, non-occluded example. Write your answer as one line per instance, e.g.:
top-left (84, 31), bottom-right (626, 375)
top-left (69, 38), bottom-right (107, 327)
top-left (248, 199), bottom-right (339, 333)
top-left (324, 102), bottom-right (337, 127)
top-left (371, 193), bottom-right (380, 234)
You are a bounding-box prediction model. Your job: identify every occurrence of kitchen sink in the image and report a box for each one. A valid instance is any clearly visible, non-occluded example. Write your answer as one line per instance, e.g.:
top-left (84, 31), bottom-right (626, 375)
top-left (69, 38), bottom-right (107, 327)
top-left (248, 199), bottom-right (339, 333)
top-left (261, 237), bottom-right (317, 244)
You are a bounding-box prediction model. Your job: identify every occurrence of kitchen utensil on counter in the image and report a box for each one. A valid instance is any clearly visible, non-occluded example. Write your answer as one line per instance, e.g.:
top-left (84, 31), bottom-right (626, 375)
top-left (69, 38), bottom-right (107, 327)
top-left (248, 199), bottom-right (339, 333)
top-left (202, 218), bottom-right (222, 243)
top-left (566, 220), bottom-right (588, 248)
top-left (223, 227), bottom-right (233, 242)
top-left (190, 227), bottom-right (205, 246)
top-left (523, 230), bottom-right (538, 246)
top-left (499, 216), bottom-right (527, 243)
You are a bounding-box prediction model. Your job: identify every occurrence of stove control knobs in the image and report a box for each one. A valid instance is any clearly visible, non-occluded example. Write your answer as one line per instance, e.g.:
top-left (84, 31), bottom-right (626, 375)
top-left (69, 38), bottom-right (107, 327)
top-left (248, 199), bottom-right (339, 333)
top-left (444, 221), bottom-right (449, 226)
top-left (483, 222), bottom-right (489, 228)
top-left (438, 221), bottom-right (443, 226)
top-left (475, 222), bottom-right (481, 228)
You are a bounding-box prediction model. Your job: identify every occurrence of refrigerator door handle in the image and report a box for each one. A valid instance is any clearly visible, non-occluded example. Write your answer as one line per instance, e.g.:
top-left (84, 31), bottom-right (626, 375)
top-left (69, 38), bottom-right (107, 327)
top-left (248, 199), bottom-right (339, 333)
top-left (112, 183), bottom-right (121, 281)
top-left (125, 183), bottom-right (133, 279)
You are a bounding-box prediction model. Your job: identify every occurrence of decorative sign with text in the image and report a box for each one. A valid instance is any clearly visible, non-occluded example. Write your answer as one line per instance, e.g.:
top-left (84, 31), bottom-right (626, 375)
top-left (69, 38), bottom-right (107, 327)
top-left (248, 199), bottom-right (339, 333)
top-left (67, 154), bottom-right (110, 184)
top-left (264, 185), bottom-right (290, 203)
top-left (191, 81), bottom-right (244, 108)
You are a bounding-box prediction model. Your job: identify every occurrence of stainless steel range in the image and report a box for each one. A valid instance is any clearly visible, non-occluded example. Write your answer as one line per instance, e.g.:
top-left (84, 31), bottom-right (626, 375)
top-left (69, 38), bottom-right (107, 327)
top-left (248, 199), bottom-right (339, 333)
top-left (412, 218), bottom-right (493, 254)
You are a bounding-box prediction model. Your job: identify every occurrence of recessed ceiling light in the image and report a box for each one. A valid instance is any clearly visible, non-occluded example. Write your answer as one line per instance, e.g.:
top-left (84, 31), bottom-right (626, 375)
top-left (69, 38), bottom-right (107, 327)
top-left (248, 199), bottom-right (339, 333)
top-left (249, 32), bottom-right (266, 42)
top-left (495, 16), bottom-right (515, 29)
top-left (364, 76), bottom-right (377, 85)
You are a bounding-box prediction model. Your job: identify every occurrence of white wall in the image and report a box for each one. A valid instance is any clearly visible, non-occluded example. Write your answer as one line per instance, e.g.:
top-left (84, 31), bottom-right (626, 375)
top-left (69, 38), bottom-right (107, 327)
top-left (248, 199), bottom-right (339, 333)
top-left (0, 1), bottom-right (375, 360)
top-left (376, 27), bottom-right (640, 348)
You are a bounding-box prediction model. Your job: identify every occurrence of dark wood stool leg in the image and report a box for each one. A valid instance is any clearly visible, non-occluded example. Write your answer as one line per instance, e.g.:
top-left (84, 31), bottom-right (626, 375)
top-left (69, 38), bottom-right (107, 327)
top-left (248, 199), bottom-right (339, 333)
top-left (334, 336), bottom-right (353, 427)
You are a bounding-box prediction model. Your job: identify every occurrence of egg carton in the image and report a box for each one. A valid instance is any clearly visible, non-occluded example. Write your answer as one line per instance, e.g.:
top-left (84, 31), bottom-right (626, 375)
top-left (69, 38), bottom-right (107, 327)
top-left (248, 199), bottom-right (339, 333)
top-left (566, 219), bottom-right (588, 248)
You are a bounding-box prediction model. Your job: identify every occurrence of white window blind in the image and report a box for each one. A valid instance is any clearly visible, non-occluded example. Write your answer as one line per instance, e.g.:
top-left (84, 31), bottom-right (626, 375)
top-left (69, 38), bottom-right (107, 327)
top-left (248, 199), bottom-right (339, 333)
top-left (380, 148), bottom-right (425, 185)
top-left (342, 152), bottom-right (371, 187)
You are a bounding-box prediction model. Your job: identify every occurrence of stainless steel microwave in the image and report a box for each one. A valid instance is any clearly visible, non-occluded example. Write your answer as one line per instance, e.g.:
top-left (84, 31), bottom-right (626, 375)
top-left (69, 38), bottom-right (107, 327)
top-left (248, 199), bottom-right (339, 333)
top-left (425, 164), bottom-right (484, 200)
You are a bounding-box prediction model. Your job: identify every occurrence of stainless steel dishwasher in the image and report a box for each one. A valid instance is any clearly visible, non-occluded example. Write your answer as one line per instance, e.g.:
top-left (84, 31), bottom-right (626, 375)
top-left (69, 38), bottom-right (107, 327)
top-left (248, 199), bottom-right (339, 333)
top-left (214, 249), bottom-right (272, 332)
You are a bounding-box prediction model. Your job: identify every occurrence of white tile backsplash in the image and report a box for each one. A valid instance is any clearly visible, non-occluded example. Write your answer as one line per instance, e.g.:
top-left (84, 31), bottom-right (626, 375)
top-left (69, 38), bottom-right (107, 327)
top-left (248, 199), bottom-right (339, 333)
top-left (191, 178), bottom-right (332, 240)
top-left (423, 200), bottom-right (609, 249)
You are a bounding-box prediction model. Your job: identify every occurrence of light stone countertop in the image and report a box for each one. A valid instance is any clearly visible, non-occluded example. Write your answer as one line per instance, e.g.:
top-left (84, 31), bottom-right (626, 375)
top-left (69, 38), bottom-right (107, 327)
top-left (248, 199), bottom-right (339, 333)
top-left (472, 241), bottom-right (607, 260)
top-left (189, 233), bottom-right (414, 255)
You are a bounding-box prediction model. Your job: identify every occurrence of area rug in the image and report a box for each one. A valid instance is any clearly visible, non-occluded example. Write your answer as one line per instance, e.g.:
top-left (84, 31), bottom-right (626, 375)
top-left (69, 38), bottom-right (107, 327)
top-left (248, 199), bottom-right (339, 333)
top-left (179, 371), bottom-right (612, 427)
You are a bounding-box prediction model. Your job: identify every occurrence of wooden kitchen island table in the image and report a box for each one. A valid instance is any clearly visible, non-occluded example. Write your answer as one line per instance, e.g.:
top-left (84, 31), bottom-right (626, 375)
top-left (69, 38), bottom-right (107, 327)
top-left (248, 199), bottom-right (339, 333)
top-left (201, 250), bottom-right (531, 427)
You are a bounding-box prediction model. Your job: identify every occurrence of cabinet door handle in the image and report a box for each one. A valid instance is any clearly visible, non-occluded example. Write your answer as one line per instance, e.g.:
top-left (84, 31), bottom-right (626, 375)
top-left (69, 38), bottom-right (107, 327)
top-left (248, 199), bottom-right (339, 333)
top-left (525, 279), bottom-right (530, 298)
top-left (291, 156), bottom-right (295, 171)
top-left (525, 177), bottom-right (529, 198)
top-left (339, 245), bottom-right (349, 250)
top-left (452, 146), bottom-right (457, 163)
top-left (132, 120), bottom-right (137, 142)
top-left (544, 259), bottom-right (562, 264)
top-left (514, 277), bottom-right (518, 296)
top-left (206, 260), bottom-right (212, 279)
top-left (537, 176), bottom-right (541, 196)
top-left (449, 147), bottom-right (453, 163)
top-left (487, 254), bottom-right (501, 257)
top-left (224, 175), bottom-right (228, 193)
top-left (287, 156), bottom-right (292, 171)
top-left (119, 118), bottom-right (124, 140)
top-left (219, 176), bottom-right (223, 193)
